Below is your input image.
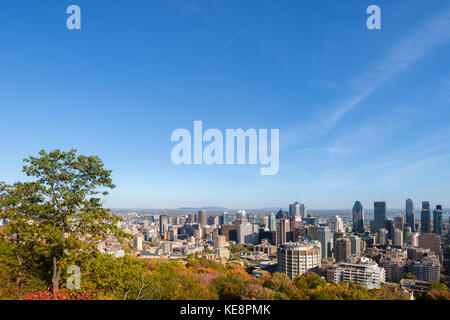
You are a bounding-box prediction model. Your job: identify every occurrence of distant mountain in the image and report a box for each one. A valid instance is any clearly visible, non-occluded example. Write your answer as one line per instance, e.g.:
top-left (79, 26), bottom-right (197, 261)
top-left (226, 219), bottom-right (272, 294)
top-left (178, 206), bottom-right (230, 211)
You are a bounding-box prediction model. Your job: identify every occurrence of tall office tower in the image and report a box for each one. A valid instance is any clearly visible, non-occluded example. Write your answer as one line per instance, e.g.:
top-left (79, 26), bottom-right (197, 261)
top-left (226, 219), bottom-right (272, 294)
top-left (433, 205), bottom-right (443, 236)
top-left (275, 210), bottom-right (291, 246)
top-left (394, 215), bottom-right (406, 232)
top-left (329, 216), bottom-right (345, 233)
top-left (198, 210), bottom-right (207, 226)
top-left (289, 202), bottom-right (300, 218)
top-left (300, 204), bottom-right (307, 218)
top-left (421, 201), bottom-right (431, 233)
top-left (349, 235), bottom-right (361, 255)
top-left (393, 229), bottom-right (403, 247)
top-left (159, 215), bottom-right (169, 237)
top-left (317, 226), bottom-right (333, 259)
top-left (277, 242), bottom-right (322, 280)
top-left (378, 228), bottom-right (388, 245)
top-left (222, 212), bottom-right (229, 226)
top-left (335, 238), bottom-right (351, 262)
top-left (406, 198), bottom-right (415, 232)
top-left (269, 213), bottom-right (276, 232)
top-left (352, 201), bottom-right (365, 233)
top-left (374, 202), bottom-right (387, 234)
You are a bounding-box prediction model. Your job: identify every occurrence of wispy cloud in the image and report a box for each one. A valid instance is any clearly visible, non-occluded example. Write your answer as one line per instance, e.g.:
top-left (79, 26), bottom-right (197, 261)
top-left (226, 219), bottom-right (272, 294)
top-left (195, 30), bottom-right (248, 72)
top-left (194, 0), bottom-right (289, 72)
top-left (282, 7), bottom-right (450, 150)
top-left (319, 105), bottom-right (419, 156)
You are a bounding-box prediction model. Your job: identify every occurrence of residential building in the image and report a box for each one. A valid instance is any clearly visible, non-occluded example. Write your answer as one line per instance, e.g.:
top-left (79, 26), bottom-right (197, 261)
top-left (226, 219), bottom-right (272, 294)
top-left (277, 242), bottom-right (322, 280)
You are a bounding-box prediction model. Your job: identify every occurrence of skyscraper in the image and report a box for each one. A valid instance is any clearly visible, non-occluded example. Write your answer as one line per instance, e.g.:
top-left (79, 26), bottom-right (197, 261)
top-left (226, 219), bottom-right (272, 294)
top-left (300, 204), bottom-right (307, 218)
top-left (289, 202), bottom-right (300, 218)
top-left (374, 202), bottom-right (386, 234)
top-left (317, 226), bottom-right (333, 259)
top-left (198, 210), bottom-right (207, 226)
top-left (406, 198), bottom-right (415, 232)
top-left (222, 212), bottom-right (229, 226)
top-left (269, 213), bottom-right (276, 232)
top-left (352, 201), bottom-right (364, 233)
top-left (433, 205), bottom-right (443, 236)
top-left (421, 201), bottom-right (431, 234)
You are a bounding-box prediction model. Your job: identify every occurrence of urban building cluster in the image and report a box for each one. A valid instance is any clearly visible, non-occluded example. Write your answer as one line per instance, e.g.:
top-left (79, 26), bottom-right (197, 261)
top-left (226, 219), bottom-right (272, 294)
top-left (106, 199), bottom-right (449, 295)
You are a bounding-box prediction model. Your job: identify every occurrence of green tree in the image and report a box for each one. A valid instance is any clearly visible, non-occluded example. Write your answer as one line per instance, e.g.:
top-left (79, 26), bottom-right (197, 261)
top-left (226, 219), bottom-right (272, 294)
top-left (0, 182), bottom-right (45, 289)
top-left (20, 149), bottom-right (129, 290)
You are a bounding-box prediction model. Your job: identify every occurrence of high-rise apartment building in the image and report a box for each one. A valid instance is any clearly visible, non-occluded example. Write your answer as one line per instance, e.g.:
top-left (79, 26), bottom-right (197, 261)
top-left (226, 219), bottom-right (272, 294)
top-left (393, 228), bottom-right (403, 247)
top-left (198, 210), bottom-right (207, 226)
top-left (276, 217), bottom-right (291, 246)
top-left (349, 235), bottom-right (362, 255)
top-left (378, 228), bottom-right (388, 245)
top-left (374, 202), bottom-right (387, 233)
top-left (277, 242), bottom-right (321, 280)
top-left (335, 238), bottom-right (351, 262)
top-left (352, 201), bottom-right (364, 233)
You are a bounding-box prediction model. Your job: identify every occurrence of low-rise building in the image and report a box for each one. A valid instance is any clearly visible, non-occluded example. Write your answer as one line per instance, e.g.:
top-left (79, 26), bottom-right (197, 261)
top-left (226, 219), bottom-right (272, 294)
top-left (326, 257), bottom-right (386, 290)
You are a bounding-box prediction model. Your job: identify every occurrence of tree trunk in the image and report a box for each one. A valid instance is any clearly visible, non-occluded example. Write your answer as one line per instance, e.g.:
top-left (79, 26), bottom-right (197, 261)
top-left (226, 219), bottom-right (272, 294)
top-left (52, 256), bottom-right (61, 293)
top-left (15, 250), bottom-right (23, 288)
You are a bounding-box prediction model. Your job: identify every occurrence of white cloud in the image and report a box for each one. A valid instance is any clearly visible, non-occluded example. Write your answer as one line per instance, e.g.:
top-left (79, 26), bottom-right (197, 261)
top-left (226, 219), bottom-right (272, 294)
top-left (282, 7), bottom-right (450, 150)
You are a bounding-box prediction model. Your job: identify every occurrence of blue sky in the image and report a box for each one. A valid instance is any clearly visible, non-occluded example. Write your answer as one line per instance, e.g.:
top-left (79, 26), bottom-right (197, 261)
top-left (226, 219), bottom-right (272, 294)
top-left (1, 0), bottom-right (450, 209)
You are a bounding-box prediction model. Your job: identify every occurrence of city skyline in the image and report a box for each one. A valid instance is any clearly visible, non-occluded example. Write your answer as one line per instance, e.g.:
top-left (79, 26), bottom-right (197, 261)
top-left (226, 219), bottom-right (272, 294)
top-left (1, 0), bottom-right (450, 209)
